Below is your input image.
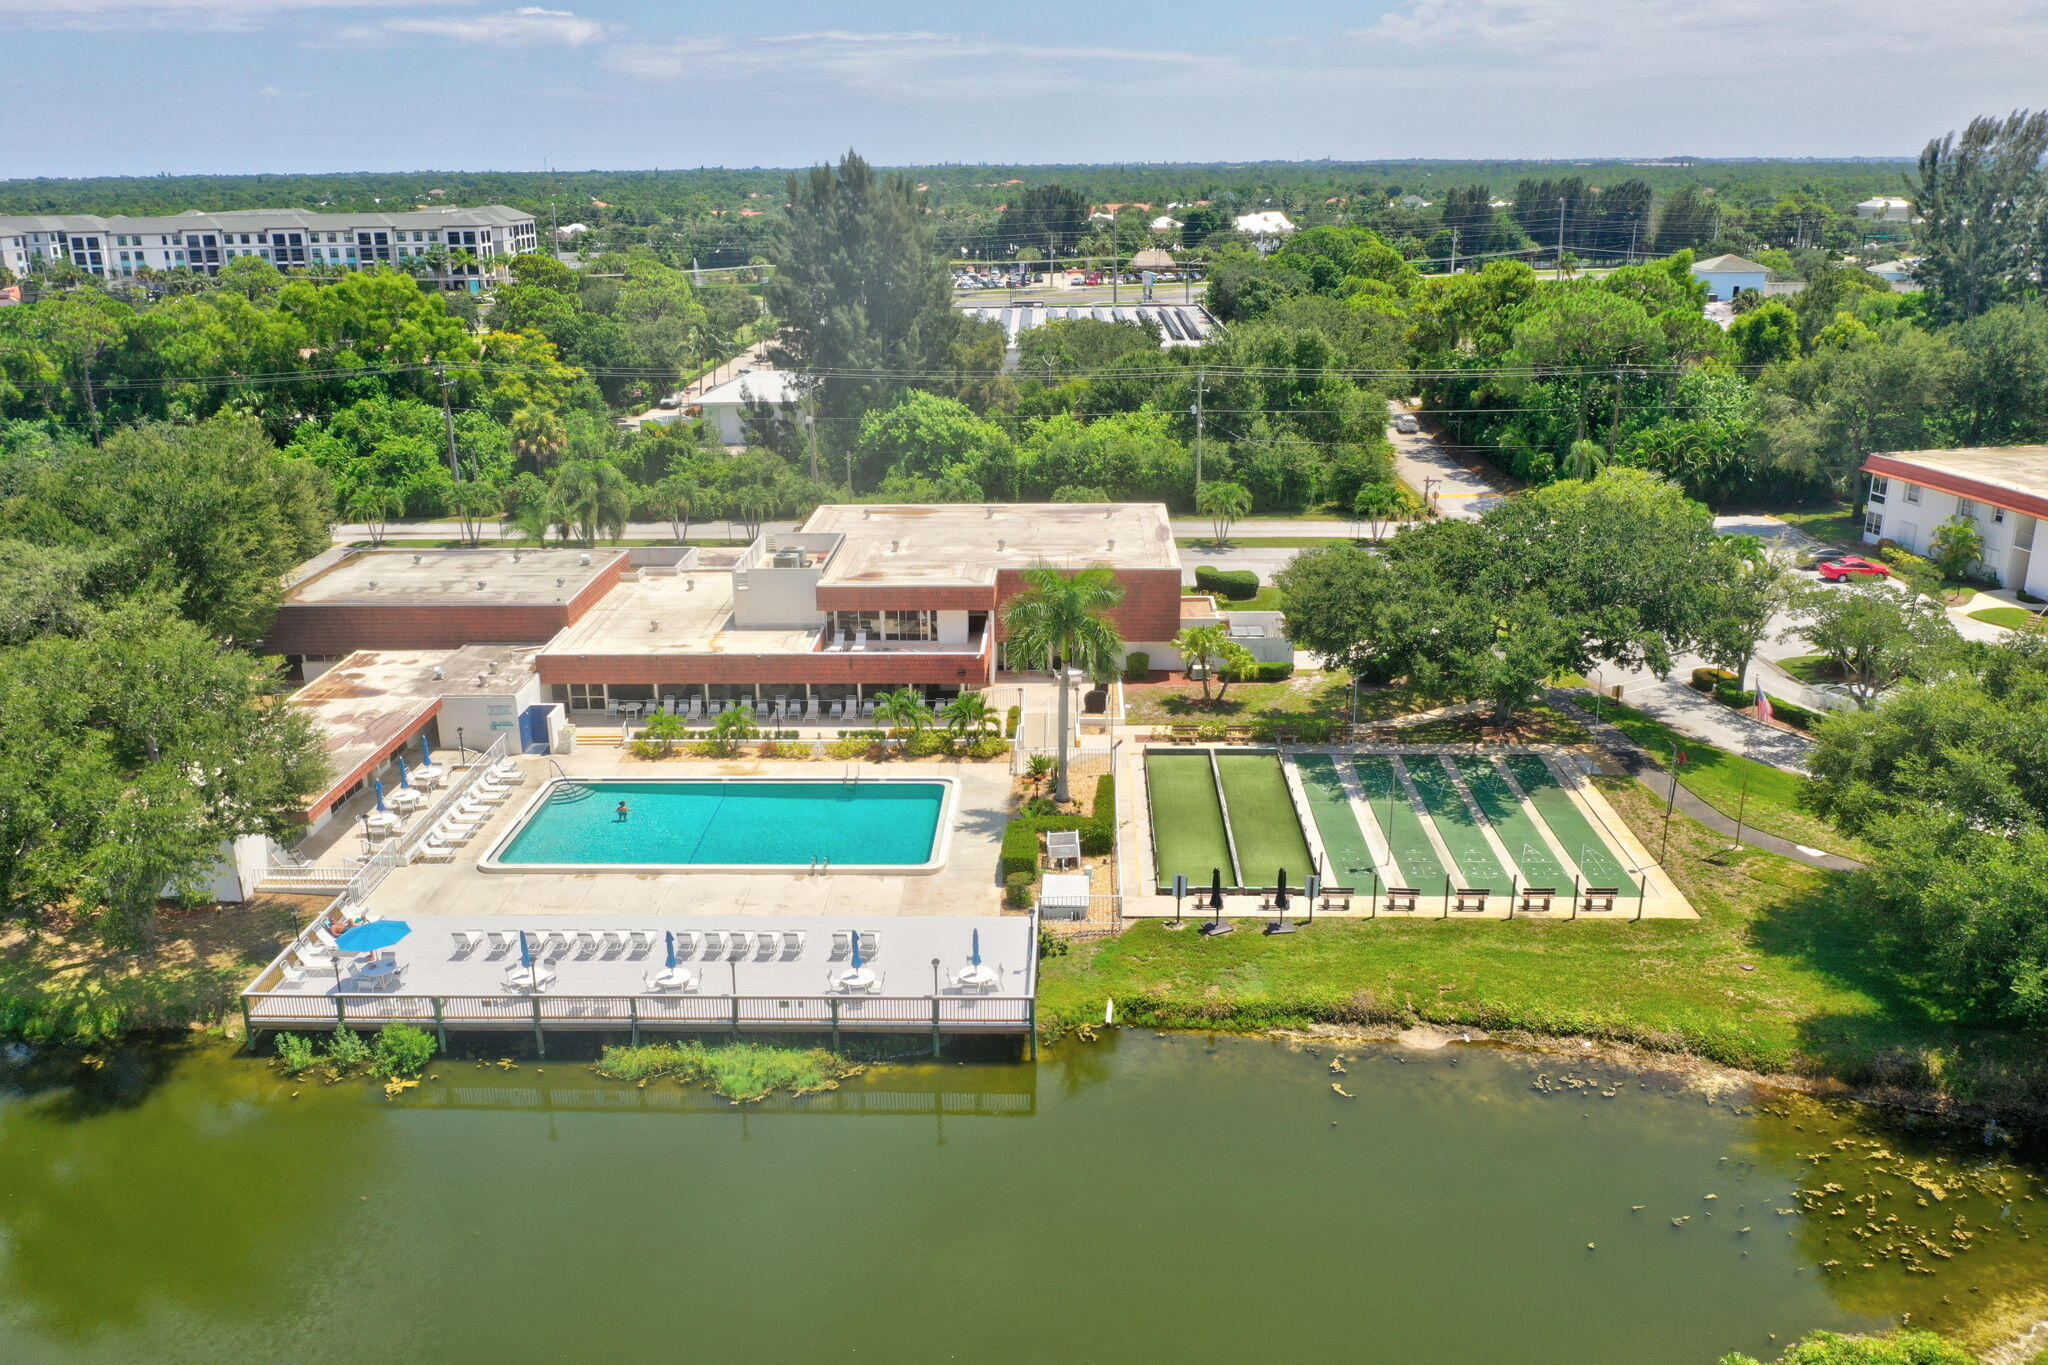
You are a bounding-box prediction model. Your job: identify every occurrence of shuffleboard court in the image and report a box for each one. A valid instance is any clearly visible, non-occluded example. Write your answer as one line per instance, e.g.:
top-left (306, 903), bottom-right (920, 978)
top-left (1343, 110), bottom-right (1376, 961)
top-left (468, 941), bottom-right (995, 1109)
top-left (1451, 757), bottom-right (1572, 891)
top-left (1350, 756), bottom-right (1451, 888)
top-left (1214, 752), bottom-right (1315, 888)
top-left (1293, 755), bottom-right (1378, 889)
top-left (1498, 755), bottom-right (1640, 894)
top-left (1145, 751), bottom-right (1237, 888)
top-left (1402, 756), bottom-right (1510, 889)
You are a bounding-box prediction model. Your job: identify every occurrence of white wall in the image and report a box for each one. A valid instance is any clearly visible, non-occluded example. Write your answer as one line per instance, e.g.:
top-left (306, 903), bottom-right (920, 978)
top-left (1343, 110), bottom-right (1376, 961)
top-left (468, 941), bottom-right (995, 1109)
top-left (1694, 269), bottom-right (1766, 301)
top-left (1866, 478), bottom-right (2031, 586)
top-left (733, 564), bottom-right (826, 628)
top-left (438, 675), bottom-right (545, 749)
top-left (936, 610), bottom-right (971, 645)
top-left (704, 401), bottom-right (747, 445)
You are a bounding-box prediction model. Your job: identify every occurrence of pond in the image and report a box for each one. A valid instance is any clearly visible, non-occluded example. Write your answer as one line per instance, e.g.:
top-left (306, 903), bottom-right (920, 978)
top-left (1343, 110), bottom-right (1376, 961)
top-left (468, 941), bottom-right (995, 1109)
top-left (0, 1031), bottom-right (2042, 1363)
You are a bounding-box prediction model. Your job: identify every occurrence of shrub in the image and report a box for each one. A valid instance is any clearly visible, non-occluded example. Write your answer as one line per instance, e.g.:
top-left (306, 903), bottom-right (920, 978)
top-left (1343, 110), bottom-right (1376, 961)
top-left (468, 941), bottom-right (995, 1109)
top-left (274, 1032), bottom-right (316, 1076)
top-left (965, 736), bottom-right (1008, 760)
top-left (1123, 650), bottom-right (1151, 682)
top-left (324, 1026), bottom-right (372, 1072)
top-left (1195, 565), bottom-right (1259, 600)
top-left (1000, 822), bottom-right (1042, 880)
top-left (372, 1023), bottom-right (436, 1078)
top-left (1005, 871), bottom-right (1036, 909)
top-left (758, 740), bottom-right (811, 759)
top-left (1196, 720), bottom-right (1228, 742)
top-left (1711, 683), bottom-right (1757, 709)
top-left (1005, 705), bottom-right (1022, 738)
top-left (1763, 695), bottom-right (1825, 731)
top-left (2021, 590), bottom-right (2047, 606)
top-left (689, 740), bottom-right (729, 758)
top-left (1025, 753), bottom-right (1057, 785)
top-left (1691, 666), bottom-right (1736, 692)
top-left (1225, 659), bottom-right (1292, 684)
top-left (904, 731), bottom-right (950, 758)
top-left (826, 736), bottom-right (872, 761)
top-left (631, 711), bottom-right (690, 758)
top-left (1877, 545), bottom-right (1941, 595)
top-left (1021, 795), bottom-right (1059, 819)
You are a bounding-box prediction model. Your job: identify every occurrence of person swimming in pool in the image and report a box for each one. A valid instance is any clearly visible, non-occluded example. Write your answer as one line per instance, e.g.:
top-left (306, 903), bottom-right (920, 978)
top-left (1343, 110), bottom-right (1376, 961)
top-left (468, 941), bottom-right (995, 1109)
top-left (615, 800), bottom-right (631, 822)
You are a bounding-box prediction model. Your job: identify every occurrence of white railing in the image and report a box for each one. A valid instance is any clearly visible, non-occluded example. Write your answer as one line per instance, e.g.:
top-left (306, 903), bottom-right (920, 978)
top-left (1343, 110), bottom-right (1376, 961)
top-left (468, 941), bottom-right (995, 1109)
top-left (395, 733), bottom-right (511, 860)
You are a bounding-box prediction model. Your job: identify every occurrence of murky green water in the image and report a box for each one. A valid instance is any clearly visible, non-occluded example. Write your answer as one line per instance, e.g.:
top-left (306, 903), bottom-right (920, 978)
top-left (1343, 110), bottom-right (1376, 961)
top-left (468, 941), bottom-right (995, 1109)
top-left (0, 1032), bottom-right (2043, 1364)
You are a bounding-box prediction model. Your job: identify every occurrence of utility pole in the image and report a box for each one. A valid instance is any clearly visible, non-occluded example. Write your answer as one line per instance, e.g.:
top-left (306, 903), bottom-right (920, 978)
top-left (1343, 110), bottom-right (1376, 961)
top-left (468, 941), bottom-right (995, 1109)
top-left (1609, 367), bottom-right (1626, 450)
top-left (1555, 197), bottom-right (1567, 280)
top-left (435, 362), bottom-right (462, 480)
top-left (1449, 225), bottom-right (1458, 276)
top-left (1191, 369), bottom-right (1205, 489)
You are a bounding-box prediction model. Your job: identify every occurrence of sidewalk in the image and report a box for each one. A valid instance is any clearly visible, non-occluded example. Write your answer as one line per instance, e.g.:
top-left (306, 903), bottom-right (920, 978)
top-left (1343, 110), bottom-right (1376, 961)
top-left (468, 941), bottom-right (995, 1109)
top-left (1547, 689), bottom-right (1860, 873)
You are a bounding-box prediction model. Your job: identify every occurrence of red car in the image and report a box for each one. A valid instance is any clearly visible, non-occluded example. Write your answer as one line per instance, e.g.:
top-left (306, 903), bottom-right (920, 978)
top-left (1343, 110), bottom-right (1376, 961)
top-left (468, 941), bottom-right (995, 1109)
top-left (1817, 555), bottom-right (1894, 582)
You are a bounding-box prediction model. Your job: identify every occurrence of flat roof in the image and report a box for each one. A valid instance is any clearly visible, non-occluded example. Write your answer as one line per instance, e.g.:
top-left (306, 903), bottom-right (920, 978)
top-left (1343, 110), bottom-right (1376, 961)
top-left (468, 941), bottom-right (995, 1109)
top-left (286, 548), bottom-right (620, 607)
top-left (696, 369), bottom-right (800, 406)
top-left (803, 503), bottom-right (1178, 588)
top-left (1868, 446), bottom-right (2048, 501)
top-left (541, 571), bottom-right (820, 658)
top-left (293, 646), bottom-right (539, 810)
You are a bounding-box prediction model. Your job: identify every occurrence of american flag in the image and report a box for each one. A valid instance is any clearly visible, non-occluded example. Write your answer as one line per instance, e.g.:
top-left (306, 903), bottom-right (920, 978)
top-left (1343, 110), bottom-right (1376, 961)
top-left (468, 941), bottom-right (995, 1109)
top-left (1756, 693), bottom-right (1774, 723)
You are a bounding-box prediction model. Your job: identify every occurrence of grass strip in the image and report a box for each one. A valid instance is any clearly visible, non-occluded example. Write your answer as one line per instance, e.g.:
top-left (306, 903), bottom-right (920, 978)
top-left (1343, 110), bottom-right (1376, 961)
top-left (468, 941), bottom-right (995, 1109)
top-left (1400, 755), bottom-right (1510, 889)
top-left (595, 1041), bottom-right (859, 1103)
top-left (1144, 751), bottom-right (1235, 888)
top-left (1351, 755), bottom-right (1449, 887)
top-left (1498, 755), bottom-right (1639, 894)
top-left (1293, 755), bottom-right (1378, 889)
top-left (1594, 700), bottom-right (1863, 860)
top-left (1450, 756), bottom-right (1572, 891)
top-left (1213, 752), bottom-right (1315, 887)
top-left (1969, 606), bottom-right (2039, 630)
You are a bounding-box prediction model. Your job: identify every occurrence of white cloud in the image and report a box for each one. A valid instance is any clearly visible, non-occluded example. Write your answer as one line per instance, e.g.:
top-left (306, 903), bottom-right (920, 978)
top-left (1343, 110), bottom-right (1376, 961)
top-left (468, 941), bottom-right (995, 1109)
top-left (334, 5), bottom-right (609, 48)
top-left (253, 83), bottom-right (286, 96)
top-left (606, 30), bottom-right (1234, 100)
top-left (0, 0), bottom-right (447, 33)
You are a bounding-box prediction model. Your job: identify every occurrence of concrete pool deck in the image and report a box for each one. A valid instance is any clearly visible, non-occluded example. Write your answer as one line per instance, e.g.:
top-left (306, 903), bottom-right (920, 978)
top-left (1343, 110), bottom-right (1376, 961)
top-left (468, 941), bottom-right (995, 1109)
top-left (1117, 742), bottom-right (1695, 921)
top-left (352, 750), bottom-right (1014, 922)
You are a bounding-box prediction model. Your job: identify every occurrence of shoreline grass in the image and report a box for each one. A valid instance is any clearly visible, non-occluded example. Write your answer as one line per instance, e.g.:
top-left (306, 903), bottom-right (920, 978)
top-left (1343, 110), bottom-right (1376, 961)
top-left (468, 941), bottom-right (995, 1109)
top-left (1039, 777), bottom-right (2048, 1123)
top-left (594, 1040), bottom-right (861, 1103)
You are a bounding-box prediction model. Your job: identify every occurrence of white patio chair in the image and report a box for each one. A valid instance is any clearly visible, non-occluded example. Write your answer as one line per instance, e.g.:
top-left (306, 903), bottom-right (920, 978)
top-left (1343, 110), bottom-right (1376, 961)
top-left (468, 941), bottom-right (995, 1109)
top-left (543, 931), bottom-right (574, 960)
top-left (490, 759), bottom-right (525, 783)
top-left (829, 930), bottom-right (851, 960)
top-left (806, 698), bottom-right (822, 721)
top-left (700, 930), bottom-right (726, 957)
top-left (485, 931), bottom-right (514, 957)
top-left (574, 931), bottom-right (599, 959)
top-left (604, 699), bottom-right (620, 715)
top-left (276, 959), bottom-right (309, 988)
top-left (779, 930), bottom-right (806, 959)
top-left (854, 630), bottom-right (869, 651)
top-left (672, 930), bottom-right (698, 958)
top-left (626, 931), bottom-right (653, 959)
top-left (599, 931), bottom-right (625, 958)
top-left (829, 699), bottom-right (846, 720)
top-left (856, 931), bottom-right (879, 960)
top-left (687, 698), bottom-right (703, 718)
top-left (416, 839), bottom-right (456, 863)
top-left (753, 933), bottom-right (777, 959)
top-left (451, 930), bottom-right (483, 956)
top-left (724, 931), bottom-right (752, 958)
top-left (861, 698), bottom-right (877, 718)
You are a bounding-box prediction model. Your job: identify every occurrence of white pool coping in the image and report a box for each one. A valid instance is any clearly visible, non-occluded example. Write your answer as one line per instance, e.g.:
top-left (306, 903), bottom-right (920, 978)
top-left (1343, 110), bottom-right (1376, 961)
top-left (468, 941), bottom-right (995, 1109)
top-left (477, 775), bottom-right (959, 876)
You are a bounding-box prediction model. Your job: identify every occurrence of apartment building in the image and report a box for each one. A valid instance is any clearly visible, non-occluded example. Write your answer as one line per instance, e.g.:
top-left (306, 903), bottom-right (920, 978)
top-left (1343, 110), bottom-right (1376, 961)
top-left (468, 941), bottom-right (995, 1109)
top-left (0, 205), bottom-right (538, 289)
top-left (1861, 446), bottom-right (2048, 592)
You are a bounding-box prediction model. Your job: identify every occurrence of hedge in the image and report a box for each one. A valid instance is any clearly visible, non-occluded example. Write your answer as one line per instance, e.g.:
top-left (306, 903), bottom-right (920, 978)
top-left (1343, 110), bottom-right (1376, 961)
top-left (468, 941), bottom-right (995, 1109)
top-left (1691, 666), bottom-right (1736, 692)
top-left (1224, 660), bottom-right (1293, 684)
top-left (1005, 705), bottom-right (1021, 738)
top-left (1124, 650), bottom-right (1150, 682)
top-left (1195, 565), bottom-right (1259, 600)
top-left (1764, 695), bottom-right (1826, 731)
top-left (1004, 872), bottom-right (1036, 909)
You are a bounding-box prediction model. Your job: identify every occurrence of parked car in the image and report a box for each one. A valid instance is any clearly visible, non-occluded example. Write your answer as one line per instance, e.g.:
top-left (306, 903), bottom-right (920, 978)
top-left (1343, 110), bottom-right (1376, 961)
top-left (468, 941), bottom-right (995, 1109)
top-left (1393, 414), bottom-right (1420, 434)
top-left (656, 394), bottom-right (680, 410)
top-left (1817, 555), bottom-right (1893, 582)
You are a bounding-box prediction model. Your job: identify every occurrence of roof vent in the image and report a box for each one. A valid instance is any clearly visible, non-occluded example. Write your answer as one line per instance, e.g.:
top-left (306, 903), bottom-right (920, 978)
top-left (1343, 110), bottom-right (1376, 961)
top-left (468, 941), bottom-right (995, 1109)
top-left (650, 620), bottom-right (660, 632)
top-left (511, 549), bottom-right (521, 562)
top-left (685, 578), bottom-right (695, 591)
top-left (997, 538), bottom-right (1006, 551)
top-left (476, 579), bottom-right (487, 591)
top-left (891, 538), bottom-right (900, 553)
top-left (579, 552), bottom-right (592, 566)
top-left (431, 665), bottom-right (444, 681)
top-left (1103, 508), bottom-right (1114, 519)
top-left (412, 554), bottom-right (422, 565)
top-left (556, 577), bottom-right (565, 587)
top-left (985, 506), bottom-right (995, 518)
top-left (1107, 538), bottom-right (1116, 551)
top-left (367, 579), bottom-right (379, 590)
top-left (862, 507), bottom-right (872, 519)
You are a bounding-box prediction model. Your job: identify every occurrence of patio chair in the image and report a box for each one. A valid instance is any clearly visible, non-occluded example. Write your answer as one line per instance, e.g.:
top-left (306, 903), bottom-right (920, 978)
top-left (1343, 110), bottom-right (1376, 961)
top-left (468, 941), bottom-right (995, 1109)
top-left (599, 931), bottom-right (625, 958)
top-left (829, 929), bottom-right (851, 960)
top-left (451, 930), bottom-right (483, 956)
top-left (485, 931), bottom-right (515, 957)
top-left (861, 698), bottom-right (877, 718)
top-left (829, 699), bottom-right (847, 720)
top-left (724, 931), bottom-right (752, 958)
top-left (466, 786), bottom-right (509, 806)
top-left (687, 698), bottom-right (704, 719)
top-left (856, 931), bottom-right (879, 960)
top-left (626, 931), bottom-right (653, 959)
top-left (276, 959), bottom-right (309, 988)
top-left (854, 630), bottom-right (869, 651)
top-left (806, 698), bottom-right (822, 721)
top-left (490, 759), bottom-right (525, 783)
top-left (699, 930), bottom-right (726, 957)
top-left (574, 930), bottom-right (599, 959)
top-left (779, 930), bottom-right (806, 959)
top-left (671, 930), bottom-right (697, 958)
top-left (416, 839), bottom-right (457, 863)
top-left (752, 933), bottom-right (777, 959)
top-left (605, 699), bottom-right (620, 715)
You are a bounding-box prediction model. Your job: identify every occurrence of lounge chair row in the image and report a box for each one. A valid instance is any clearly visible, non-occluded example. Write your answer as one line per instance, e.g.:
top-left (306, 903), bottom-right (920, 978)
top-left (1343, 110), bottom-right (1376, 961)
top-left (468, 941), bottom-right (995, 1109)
top-left (449, 927), bottom-right (877, 963)
top-left (414, 759), bottom-right (527, 861)
top-left (618, 696), bottom-right (891, 722)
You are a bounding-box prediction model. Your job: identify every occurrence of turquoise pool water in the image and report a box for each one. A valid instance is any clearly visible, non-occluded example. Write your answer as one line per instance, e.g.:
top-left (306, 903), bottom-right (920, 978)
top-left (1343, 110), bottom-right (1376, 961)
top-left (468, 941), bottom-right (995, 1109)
top-left (491, 779), bottom-right (947, 867)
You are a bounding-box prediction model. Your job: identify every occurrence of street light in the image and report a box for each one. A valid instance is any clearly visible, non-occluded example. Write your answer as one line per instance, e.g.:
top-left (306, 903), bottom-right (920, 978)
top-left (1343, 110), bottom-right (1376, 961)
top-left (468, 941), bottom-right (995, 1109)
top-left (931, 957), bottom-right (941, 996)
top-left (456, 726), bottom-right (467, 761)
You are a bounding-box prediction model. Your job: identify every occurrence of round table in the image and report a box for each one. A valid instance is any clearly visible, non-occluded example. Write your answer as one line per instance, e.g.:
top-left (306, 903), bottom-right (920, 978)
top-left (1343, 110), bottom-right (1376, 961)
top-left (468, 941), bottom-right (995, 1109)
top-left (957, 963), bottom-right (999, 989)
top-left (836, 967), bottom-right (878, 993)
top-left (352, 959), bottom-right (401, 989)
top-left (649, 967), bottom-right (694, 992)
top-left (365, 811), bottom-right (401, 836)
top-left (388, 787), bottom-right (425, 811)
top-left (411, 764), bottom-right (446, 789)
top-left (503, 965), bottom-right (556, 994)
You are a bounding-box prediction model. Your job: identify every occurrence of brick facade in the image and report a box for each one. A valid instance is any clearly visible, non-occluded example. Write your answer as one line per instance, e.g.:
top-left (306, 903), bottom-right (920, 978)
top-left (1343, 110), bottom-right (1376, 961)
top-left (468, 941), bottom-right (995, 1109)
top-left (539, 634), bottom-right (994, 689)
top-left (264, 555), bottom-right (626, 657)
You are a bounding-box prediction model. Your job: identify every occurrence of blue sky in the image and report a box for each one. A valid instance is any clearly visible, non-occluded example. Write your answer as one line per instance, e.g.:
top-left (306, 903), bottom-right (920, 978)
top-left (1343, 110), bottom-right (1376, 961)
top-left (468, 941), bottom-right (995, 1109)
top-left (1, 0), bottom-right (2041, 176)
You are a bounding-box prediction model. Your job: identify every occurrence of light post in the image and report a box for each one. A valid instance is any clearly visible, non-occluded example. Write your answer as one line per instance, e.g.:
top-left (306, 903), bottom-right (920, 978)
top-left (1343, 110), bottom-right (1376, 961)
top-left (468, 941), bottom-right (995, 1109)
top-left (1729, 735), bottom-right (1754, 853)
top-left (456, 726), bottom-right (467, 761)
top-left (931, 957), bottom-right (941, 996)
top-left (1660, 739), bottom-right (1683, 865)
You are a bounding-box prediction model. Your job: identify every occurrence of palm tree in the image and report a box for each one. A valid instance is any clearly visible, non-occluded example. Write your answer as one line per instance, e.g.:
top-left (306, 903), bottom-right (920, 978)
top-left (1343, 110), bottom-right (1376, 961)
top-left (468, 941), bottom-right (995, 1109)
top-left (1001, 564), bottom-right (1125, 804)
top-left (1173, 622), bottom-right (1230, 702)
top-left (345, 485), bottom-right (401, 546)
top-left (1196, 480), bottom-right (1252, 545)
top-left (1562, 440), bottom-right (1609, 482)
top-left (646, 474), bottom-right (696, 543)
top-left (874, 688), bottom-right (929, 735)
top-left (707, 705), bottom-right (759, 755)
top-left (1351, 481), bottom-right (1405, 542)
top-left (510, 408), bottom-right (568, 472)
top-left (940, 692), bottom-right (996, 751)
top-left (445, 480), bottom-right (497, 546)
top-left (549, 459), bottom-right (632, 547)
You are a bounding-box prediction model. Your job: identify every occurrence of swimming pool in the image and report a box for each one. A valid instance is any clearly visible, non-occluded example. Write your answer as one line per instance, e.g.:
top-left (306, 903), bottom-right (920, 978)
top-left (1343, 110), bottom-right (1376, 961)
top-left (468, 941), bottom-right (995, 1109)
top-left (483, 778), bottom-right (954, 873)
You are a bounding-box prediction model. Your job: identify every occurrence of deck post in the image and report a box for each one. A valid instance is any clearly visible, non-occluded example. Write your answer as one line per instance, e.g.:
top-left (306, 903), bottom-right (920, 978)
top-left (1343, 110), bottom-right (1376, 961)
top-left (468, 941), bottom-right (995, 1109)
top-left (432, 997), bottom-right (447, 1052)
top-left (1028, 999), bottom-right (1038, 1060)
top-left (829, 997), bottom-right (841, 1051)
top-left (930, 997), bottom-right (942, 1057)
top-left (730, 996), bottom-right (741, 1038)
top-left (629, 996), bottom-right (640, 1047)
top-left (335, 993), bottom-right (347, 1026)
top-left (238, 995), bottom-right (255, 1054)
top-left (531, 997), bottom-right (546, 1056)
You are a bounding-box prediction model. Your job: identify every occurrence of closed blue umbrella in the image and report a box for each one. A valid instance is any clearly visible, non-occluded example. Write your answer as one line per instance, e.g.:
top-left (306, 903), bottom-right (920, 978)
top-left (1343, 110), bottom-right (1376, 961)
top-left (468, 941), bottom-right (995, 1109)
top-left (665, 930), bottom-right (676, 969)
top-left (335, 920), bottom-right (411, 952)
top-left (398, 754), bottom-right (413, 788)
top-left (971, 928), bottom-right (981, 967)
top-left (519, 930), bottom-right (533, 973)
top-left (372, 778), bottom-right (386, 812)
top-left (419, 735), bottom-right (433, 763)
top-left (850, 931), bottom-right (863, 971)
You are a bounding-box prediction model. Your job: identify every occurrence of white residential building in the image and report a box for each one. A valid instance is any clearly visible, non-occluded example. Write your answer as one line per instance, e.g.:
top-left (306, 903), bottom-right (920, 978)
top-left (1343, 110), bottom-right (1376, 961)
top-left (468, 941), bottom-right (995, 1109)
top-left (1689, 252), bottom-right (1769, 302)
top-left (1853, 196), bottom-right (1915, 222)
top-left (1861, 447), bottom-right (2048, 592)
top-left (1232, 210), bottom-right (1296, 247)
top-left (0, 205), bottom-right (538, 290)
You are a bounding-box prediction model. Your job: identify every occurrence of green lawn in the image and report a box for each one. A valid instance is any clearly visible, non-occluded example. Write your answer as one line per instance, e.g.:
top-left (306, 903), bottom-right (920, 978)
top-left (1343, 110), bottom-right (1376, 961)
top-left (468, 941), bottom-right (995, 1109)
top-left (1595, 701), bottom-right (1864, 860)
top-left (1040, 778), bottom-right (2048, 1119)
top-left (1143, 752), bottom-right (1237, 887)
top-left (1969, 606), bottom-right (2041, 630)
top-left (1125, 671), bottom-right (1369, 723)
top-left (1177, 536), bottom-right (1361, 549)
top-left (1773, 654), bottom-right (1840, 686)
top-left (1213, 752), bottom-right (1314, 886)
top-left (1769, 503), bottom-right (1863, 549)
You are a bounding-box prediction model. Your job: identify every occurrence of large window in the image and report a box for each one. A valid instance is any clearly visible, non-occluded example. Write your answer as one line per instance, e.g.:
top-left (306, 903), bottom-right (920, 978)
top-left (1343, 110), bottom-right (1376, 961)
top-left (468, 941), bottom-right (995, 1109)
top-left (1868, 476), bottom-right (1888, 504)
top-left (830, 609), bottom-right (935, 641)
top-left (1864, 510), bottom-right (1884, 538)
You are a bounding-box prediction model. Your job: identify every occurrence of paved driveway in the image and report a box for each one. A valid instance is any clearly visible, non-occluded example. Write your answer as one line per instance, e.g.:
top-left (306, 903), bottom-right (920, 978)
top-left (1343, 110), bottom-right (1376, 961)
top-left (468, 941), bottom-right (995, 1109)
top-left (1387, 403), bottom-right (1513, 520)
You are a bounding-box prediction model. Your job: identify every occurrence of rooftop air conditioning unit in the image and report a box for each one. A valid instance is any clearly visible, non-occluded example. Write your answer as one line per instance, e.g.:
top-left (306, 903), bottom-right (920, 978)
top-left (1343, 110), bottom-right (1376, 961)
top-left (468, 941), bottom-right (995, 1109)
top-left (773, 548), bottom-right (804, 568)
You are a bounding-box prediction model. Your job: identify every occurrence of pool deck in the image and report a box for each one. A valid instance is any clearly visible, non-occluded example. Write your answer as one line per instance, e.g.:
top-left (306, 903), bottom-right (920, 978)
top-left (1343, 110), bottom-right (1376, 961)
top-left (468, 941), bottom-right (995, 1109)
top-left (1117, 743), bottom-right (1694, 920)
top-left (245, 913), bottom-right (1035, 1036)
top-left (354, 751), bottom-right (1014, 920)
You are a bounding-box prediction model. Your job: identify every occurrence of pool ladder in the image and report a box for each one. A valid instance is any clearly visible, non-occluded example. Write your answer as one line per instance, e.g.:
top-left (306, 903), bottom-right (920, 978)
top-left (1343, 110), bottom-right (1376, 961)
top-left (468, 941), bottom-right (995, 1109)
top-left (808, 855), bottom-right (832, 876)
